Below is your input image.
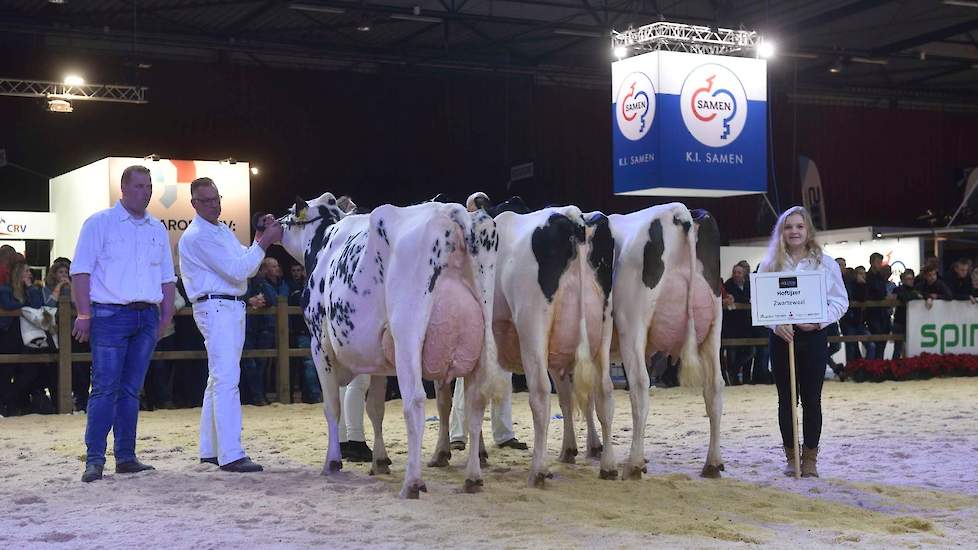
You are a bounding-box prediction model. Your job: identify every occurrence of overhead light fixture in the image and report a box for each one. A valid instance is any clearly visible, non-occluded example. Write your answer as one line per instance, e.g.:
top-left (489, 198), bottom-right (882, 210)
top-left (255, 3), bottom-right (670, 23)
top-left (250, 166), bottom-right (260, 175)
top-left (47, 99), bottom-right (72, 113)
top-left (289, 2), bottom-right (346, 14)
top-left (944, 0), bottom-right (978, 8)
top-left (829, 56), bottom-right (847, 74)
top-left (553, 28), bottom-right (603, 38)
top-left (613, 46), bottom-right (627, 59)
top-left (48, 0), bottom-right (66, 4)
top-left (64, 74), bottom-right (85, 86)
top-left (390, 14), bottom-right (443, 23)
top-left (356, 14), bottom-right (372, 31)
top-left (757, 40), bottom-right (776, 59)
top-left (875, 233), bottom-right (883, 238)
top-left (839, 240), bottom-right (848, 244)
top-left (852, 56), bottom-right (888, 66)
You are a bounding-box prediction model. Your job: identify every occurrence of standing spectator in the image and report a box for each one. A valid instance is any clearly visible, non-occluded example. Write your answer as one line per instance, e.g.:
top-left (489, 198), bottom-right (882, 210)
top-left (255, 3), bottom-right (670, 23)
top-left (840, 266), bottom-right (874, 361)
top-left (891, 269), bottom-right (922, 360)
top-left (240, 264), bottom-right (273, 406)
top-left (917, 265), bottom-right (952, 306)
top-left (178, 176), bottom-right (282, 473)
top-left (758, 206), bottom-right (848, 478)
top-left (0, 244), bottom-right (17, 285)
top-left (287, 264), bottom-right (321, 403)
top-left (865, 253), bottom-right (889, 359)
top-left (721, 263), bottom-right (754, 385)
top-left (915, 255), bottom-right (942, 287)
top-left (143, 286), bottom-right (185, 411)
top-left (43, 260), bottom-right (90, 412)
top-left (71, 165), bottom-right (177, 482)
top-left (171, 277), bottom-right (207, 408)
top-left (948, 260), bottom-right (974, 302)
top-left (0, 261), bottom-right (44, 416)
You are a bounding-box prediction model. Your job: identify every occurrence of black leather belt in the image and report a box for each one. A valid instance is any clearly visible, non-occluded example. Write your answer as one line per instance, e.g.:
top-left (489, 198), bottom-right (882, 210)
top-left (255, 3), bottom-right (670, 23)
top-left (93, 302), bottom-right (156, 311)
top-left (196, 294), bottom-right (246, 303)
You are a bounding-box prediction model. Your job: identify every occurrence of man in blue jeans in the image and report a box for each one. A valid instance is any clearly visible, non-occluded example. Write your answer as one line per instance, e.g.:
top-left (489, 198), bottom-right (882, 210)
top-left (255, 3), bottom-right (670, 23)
top-left (71, 165), bottom-right (177, 482)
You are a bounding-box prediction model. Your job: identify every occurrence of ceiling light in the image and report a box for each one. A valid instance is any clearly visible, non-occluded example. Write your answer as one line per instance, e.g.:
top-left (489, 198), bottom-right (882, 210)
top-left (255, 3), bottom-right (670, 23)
top-left (757, 40), bottom-right (776, 59)
top-left (875, 233), bottom-right (883, 238)
top-left (944, 0), bottom-right (978, 8)
top-left (553, 28), bottom-right (603, 38)
top-left (48, 0), bottom-right (66, 4)
top-left (64, 74), bottom-right (85, 86)
top-left (250, 166), bottom-right (260, 175)
top-left (356, 15), bottom-right (372, 31)
top-left (289, 2), bottom-right (346, 14)
top-left (47, 99), bottom-right (72, 113)
top-left (613, 46), bottom-right (627, 59)
top-left (390, 14), bottom-right (443, 23)
top-left (829, 56), bottom-right (847, 74)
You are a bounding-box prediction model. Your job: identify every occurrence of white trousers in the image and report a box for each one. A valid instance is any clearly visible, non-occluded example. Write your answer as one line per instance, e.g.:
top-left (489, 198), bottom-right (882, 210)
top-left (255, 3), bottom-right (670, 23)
top-left (449, 374), bottom-right (515, 445)
top-left (337, 374), bottom-right (369, 442)
top-left (193, 299), bottom-right (247, 466)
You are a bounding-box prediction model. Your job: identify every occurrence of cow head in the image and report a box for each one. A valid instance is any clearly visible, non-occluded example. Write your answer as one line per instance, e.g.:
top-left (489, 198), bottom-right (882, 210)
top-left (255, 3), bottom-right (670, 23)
top-left (279, 192), bottom-right (350, 270)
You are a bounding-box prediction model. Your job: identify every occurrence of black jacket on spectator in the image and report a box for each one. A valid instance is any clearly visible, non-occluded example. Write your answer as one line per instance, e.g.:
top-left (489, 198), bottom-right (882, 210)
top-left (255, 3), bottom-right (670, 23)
top-left (844, 279), bottom-right (869, 325)
top-left (893, 285), bottom-right (923, 327)
top-left (917, 279), bottom-right (953, 301)
top-left (865, 270), bottom-right (889, 321)
top-left (948, 275), bottom-right (977, 301)
top-left (721, 278), bottom-right (752, 338)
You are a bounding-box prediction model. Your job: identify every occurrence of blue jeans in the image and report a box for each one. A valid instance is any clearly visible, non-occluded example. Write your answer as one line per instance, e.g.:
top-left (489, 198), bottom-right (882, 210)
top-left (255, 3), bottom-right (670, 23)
top-left (294, 334), bottom-right (321, 402)
top-left (85, 303), bottom-right (160, 466)
top-left (241, 329), bottom-right (273, 404)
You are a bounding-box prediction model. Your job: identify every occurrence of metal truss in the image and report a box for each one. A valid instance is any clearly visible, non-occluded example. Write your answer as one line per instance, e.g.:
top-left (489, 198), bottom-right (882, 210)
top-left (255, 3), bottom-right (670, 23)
top-left (0, 78), bottom-right (147, 104)
top-left (611, 21), bottom-right (759, 57)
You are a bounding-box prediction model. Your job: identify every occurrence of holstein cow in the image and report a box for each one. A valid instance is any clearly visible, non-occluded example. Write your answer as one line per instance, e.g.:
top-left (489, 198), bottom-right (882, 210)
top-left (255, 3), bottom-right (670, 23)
top-left (608, 203), bottom-right (724, 479)
top-left (279, 193), bottom-right (504, 498)
top-left (489, 202), bottom-right (617, 486)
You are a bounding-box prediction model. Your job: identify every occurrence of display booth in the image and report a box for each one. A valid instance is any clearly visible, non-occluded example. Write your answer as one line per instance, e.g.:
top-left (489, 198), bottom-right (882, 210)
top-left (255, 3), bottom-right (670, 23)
top-left (49, 157), bottom-right (252, 268)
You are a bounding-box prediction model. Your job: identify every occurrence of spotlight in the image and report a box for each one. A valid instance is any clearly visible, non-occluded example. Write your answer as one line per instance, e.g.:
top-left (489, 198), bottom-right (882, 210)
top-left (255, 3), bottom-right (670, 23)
top-left (757, 40), bottom-right (776, 59)
top-left (64, 74), bottom-right (85, 86)
top-left (356, 14), bottom-right (372, 32)
top-left (250, 166), bottom-right (260, 175)
top-left (875, 233), bottom-right (883, 238)
top-left (829, 56), bottom-right (846, 74)
top-left (613, 46), bottom-right (627, 59)
top-left (47, 99), bottom-right (72, 113)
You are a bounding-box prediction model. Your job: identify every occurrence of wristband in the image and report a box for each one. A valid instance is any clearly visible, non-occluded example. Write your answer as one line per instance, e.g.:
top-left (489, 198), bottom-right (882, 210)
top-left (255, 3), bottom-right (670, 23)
top-left (77, 314), bottom-right (92, 320)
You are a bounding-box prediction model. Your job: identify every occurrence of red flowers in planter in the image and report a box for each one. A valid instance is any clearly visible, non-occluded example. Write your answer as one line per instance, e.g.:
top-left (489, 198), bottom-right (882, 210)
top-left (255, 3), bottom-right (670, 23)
top-left (844, 353), bottom-right (978, 382)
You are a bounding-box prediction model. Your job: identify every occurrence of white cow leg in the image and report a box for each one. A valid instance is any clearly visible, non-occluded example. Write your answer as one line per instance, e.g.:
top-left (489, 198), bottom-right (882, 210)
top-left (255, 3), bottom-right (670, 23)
top-left (366, 375), bottom-right (391, 475)
top-left (462, 376), bottom-right (489, 493)
top-left (584, 395), bottom-right (601, 458)
top-left (701, 343), bottom-right (725, 478)
top-left (554, 374), bottom-right (578, 464)
top-left (394, 349), bottom-right (427, 499)
top-left (427, 381), bottom-right (453, 468)
top-left (522, 352), bottom-right (552, 488)
top-left (321, 367), bottom-right (343, 475)
top-left (594, 355), bottom-right (618, 479)
top-left (621, 340), bottom-right (650, 480)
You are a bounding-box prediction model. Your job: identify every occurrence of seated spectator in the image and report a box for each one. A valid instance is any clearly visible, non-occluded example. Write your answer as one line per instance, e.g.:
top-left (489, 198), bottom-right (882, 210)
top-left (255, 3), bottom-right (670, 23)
top-left (891, 269), bottom-right (922, 360)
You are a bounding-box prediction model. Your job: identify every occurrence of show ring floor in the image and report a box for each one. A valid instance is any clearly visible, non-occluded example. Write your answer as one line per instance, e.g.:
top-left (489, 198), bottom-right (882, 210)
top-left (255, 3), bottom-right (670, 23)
top-left (1, 377), bottom-right (976, 548)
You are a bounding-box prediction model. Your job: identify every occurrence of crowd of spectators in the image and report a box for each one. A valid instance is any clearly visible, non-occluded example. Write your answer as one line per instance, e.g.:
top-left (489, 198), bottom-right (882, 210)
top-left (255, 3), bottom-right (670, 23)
top-left (0, 241), bottom-right (322, 417)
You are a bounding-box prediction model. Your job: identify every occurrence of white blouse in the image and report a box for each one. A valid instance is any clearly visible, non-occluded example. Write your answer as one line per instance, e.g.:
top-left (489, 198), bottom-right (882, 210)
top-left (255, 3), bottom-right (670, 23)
top-left (758, 251), bottom-right (849, 330)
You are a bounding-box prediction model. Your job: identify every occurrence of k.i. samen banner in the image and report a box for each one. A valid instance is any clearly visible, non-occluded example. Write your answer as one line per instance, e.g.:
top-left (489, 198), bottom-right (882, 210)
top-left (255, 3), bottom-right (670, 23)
top-left (611, 50), bottom-right (767, 197)
top-left (906, 300), bottom-right (978, 357)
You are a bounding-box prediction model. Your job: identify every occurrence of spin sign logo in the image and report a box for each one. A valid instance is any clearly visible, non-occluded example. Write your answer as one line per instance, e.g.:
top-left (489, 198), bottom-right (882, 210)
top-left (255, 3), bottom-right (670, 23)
top-left (615, 72), bottom-right (656, 141)
top-left (680, 64), bottom-right (748, 148)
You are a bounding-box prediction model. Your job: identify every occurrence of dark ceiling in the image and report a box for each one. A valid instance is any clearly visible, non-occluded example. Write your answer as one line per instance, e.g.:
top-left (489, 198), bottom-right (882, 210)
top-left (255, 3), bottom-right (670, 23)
top-left (2, 0), bottom-right (978, 97)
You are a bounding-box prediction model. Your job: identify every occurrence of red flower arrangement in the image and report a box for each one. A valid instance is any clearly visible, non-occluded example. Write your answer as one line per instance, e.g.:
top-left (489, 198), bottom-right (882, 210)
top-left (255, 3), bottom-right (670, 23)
top-left (844, 353), bottom-right (978, 382)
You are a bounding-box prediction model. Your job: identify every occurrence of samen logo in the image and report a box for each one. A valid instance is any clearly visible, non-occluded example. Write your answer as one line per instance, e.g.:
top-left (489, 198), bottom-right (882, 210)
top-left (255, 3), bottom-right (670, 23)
top-left (920, 323), bottom-right (978, 353)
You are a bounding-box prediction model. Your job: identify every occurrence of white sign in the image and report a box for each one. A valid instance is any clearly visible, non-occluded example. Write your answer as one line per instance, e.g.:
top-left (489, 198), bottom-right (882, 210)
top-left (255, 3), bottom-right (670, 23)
top-left (750, 271), bottom-right (829, 326)
top-left (906, 300), bottom-right (978, 356)
top-left (0, 211), bottom-right (58, 240)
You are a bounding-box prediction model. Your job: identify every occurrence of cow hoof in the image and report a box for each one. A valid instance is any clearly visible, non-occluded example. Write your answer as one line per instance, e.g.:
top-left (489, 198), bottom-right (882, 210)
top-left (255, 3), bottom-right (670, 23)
top-left (427, 451), bottom-right (451, 468)
top-left (558, 448), bottom-right (578, 464)
top-left (624, 465), bottom-right (645, 480)
top-left (587, 445), bottom-right (603, 459)
top-left (463, 478), bottom-right (484, 494)
top-left (701, 463), bottom-right (725, 479)
top-left (531, 471), bottom-right (554, 488)
top-left (599, 469), bottom-right (619, 480)
top-left (402, 482), bottom-right (428, 499)
top-left (369, 458), bottom-right (392, 476)
top-left (323, 460), bottom-right (342, 475)
top-left (479, 450), bottom-right (489, 468)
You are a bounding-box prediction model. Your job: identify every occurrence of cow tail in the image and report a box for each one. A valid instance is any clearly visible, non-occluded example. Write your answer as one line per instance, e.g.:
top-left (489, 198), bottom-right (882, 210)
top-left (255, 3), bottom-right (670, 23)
top-left (679, 206), bottom-right (706, 388)
top-left (573, 231), bottom-right (596, 418)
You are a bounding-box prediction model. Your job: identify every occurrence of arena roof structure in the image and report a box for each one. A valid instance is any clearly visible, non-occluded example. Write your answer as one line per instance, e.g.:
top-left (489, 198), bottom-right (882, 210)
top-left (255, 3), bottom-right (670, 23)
top-left (2, 0), bottom-right (978, 101)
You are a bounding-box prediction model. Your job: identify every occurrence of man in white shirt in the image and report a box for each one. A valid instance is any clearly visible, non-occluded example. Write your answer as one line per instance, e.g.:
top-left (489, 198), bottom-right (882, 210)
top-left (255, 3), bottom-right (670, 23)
top-left (71, 165), bottom-right (177, 483)
top-left (178, 177), bottom-right (282, 473)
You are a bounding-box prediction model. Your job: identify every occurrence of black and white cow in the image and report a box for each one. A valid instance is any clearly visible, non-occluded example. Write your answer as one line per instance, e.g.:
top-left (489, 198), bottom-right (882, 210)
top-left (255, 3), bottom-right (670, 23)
top-left (608, 203), bottom-right (724, 479)
top-left (489, 204), bottom-right (617, 486)
top-left (280, 193), bottom-right (505, 498)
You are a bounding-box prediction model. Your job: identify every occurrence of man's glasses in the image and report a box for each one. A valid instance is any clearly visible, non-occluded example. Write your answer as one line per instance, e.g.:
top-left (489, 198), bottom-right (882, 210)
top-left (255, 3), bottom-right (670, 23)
top-left (192, 195), bottom-right (222, 206)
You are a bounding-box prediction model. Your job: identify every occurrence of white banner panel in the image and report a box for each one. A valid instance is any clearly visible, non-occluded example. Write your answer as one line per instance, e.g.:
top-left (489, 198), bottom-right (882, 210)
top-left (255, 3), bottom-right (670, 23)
top-left (0, 211), bottom-right (57, 240)
top-left (750, 270), bottom-right (829, 326)
top-left (822, 237), bottom-right (920, 282)
top-left (906, 300), bottom-right (978, 356)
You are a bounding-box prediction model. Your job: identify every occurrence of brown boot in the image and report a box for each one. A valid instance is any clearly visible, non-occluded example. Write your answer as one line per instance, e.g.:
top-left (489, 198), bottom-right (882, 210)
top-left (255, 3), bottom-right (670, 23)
top-left (800, 446), bottom-right (819, 478)
top-left (783, 445), bottom-right (798, 477)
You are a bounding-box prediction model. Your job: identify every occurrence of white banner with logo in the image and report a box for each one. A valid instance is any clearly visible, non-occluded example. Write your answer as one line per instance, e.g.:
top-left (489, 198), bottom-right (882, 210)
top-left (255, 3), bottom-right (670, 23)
top-left (0, 211), bottom-right (57, 240)
top-left (906, 300), bottom-right (978, 356)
